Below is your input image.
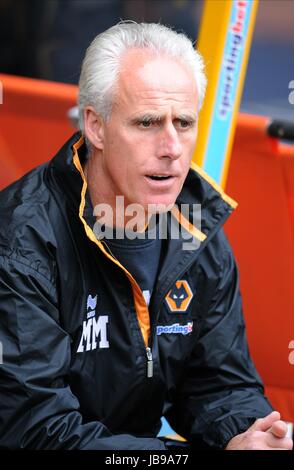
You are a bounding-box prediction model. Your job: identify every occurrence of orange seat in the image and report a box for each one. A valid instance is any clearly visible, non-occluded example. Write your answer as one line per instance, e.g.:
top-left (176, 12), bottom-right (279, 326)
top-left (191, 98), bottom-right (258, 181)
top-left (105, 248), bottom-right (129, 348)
top-left (0, 74), bottom-right (78, 188)
top-left (280, 145), bottom-right (294, 239)
top-left (226, 114), bottom-right (294, 423)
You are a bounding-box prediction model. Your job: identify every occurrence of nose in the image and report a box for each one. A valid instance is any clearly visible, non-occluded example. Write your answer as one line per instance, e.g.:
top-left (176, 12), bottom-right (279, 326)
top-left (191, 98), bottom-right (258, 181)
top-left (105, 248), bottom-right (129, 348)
top-left (156, 124), bottom-right (182, 160)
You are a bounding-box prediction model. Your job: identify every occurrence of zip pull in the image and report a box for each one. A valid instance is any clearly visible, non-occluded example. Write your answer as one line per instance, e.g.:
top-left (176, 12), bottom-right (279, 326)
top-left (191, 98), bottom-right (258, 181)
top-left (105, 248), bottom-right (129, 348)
top-left (146, 347), bottom-right (153, 378)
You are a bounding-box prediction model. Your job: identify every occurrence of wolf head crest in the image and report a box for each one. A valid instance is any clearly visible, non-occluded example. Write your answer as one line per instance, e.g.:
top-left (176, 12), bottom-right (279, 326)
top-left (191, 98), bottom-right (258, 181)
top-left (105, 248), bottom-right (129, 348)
top-left (169, 284), bottom-right (189, 308)
top-left (165, 280), bottom-right (193, 313)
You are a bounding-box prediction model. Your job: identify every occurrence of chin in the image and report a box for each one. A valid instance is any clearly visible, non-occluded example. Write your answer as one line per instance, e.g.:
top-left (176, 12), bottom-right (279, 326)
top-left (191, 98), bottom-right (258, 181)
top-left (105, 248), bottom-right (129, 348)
top-left (142, 196), bottom-right (177, 214)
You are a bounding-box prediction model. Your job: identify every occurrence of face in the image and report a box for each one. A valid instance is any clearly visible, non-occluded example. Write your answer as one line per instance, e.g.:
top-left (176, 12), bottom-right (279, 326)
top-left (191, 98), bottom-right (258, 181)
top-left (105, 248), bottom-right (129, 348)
top-left (86, 49), bottom-right (199, 213)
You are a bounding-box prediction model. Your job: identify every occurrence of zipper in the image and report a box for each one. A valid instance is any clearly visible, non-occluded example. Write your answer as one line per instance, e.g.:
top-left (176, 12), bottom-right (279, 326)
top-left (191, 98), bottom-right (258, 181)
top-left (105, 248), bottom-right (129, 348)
top-left (146, 347), bottom-right (153, 378)
top-left (102, 224), bottom-right (207, 381)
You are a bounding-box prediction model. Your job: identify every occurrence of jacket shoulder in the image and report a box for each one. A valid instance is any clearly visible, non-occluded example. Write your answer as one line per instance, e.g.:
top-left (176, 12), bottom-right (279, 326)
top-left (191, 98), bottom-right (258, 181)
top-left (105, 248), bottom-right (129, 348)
top-left (0, 164), bottom-right (58, 281)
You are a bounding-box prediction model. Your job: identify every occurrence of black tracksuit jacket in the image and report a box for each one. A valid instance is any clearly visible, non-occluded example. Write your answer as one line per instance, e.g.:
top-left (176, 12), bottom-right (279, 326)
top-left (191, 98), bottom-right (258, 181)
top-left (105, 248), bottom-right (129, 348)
top-left (0, 133), bottom-right (272, 449)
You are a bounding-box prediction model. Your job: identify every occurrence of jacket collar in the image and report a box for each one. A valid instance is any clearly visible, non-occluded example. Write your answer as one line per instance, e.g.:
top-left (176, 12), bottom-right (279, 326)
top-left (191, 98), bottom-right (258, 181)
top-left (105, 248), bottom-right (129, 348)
top-left (49, 131), bottom-right (87, 214)
top-left (49, 132), bottom-right (237, 243)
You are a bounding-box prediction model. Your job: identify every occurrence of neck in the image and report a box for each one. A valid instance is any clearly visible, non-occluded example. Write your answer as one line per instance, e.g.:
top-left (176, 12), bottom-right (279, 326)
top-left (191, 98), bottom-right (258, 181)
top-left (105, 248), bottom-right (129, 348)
top-left (84, 158), bottom-right (149, 231)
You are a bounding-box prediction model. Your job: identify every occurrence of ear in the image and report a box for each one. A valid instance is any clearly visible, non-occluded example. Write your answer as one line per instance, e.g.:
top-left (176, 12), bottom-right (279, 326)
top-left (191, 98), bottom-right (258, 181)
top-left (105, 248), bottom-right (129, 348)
top-left (83, 106), bottom-right (105, 151)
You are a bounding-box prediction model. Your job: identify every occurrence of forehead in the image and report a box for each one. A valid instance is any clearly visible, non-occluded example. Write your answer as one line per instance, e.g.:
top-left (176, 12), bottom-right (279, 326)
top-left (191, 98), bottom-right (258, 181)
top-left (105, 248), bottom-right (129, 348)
top-left (114, 49), bottom-right (198, 112)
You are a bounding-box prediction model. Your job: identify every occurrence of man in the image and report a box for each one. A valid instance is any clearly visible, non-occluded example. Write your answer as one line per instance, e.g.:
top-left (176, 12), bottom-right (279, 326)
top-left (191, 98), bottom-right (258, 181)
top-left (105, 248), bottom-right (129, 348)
top-left (0, 22), bottom-right (292, 450)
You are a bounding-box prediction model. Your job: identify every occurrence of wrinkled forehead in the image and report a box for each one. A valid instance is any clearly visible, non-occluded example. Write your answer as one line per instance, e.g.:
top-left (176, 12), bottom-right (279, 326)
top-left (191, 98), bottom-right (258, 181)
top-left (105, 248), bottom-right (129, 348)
top-left (114, 48), bottom-right (198, 110)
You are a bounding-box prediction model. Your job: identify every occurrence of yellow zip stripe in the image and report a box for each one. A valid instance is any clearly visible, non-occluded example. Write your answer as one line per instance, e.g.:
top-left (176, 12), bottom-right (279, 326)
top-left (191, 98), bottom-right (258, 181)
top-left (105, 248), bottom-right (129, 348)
top-left (190, 160), bottom-right (238, 209)
top-left (171, 205), bottom-right (207, 242)
top-left (72, 138), bottom-right (150, 347)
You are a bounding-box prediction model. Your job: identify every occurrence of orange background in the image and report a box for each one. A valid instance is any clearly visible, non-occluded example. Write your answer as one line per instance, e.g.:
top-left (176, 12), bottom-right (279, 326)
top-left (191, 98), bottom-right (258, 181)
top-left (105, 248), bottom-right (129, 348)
top-left (0, 74), bottom-right (293, 421)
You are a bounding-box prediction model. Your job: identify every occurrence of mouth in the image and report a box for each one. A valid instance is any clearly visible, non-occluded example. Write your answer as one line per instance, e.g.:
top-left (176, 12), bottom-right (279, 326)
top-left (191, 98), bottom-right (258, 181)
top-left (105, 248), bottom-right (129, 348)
top-left (146, 175), bottom-right (173, 181)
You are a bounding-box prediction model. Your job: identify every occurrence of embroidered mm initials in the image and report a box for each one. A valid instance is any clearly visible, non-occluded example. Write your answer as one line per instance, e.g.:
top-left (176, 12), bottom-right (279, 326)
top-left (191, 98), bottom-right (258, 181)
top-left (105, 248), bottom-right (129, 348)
top-left (77, 316), bottom-right (109, 353)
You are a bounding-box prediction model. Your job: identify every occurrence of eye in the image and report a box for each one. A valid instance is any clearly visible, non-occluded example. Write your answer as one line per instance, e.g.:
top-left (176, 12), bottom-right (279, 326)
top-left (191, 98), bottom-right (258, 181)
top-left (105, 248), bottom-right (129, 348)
top-left (174, 118), bottom-right (195, 129)
top-left (139, 119), bottom-right (152, 128)
top-left (179, 119), bottom-right (191, 128)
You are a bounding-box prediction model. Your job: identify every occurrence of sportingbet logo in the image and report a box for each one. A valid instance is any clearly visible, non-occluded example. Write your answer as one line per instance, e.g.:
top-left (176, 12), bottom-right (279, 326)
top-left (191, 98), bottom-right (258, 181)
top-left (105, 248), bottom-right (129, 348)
top-left (77, 294), bottom-right (109, 352)
top-left (157, 322), bottom-right (193, 336)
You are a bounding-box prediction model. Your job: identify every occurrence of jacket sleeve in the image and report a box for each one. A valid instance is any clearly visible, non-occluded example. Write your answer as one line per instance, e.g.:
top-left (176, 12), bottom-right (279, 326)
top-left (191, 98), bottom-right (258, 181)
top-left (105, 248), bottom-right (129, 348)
top-left (164, 230), bottom-right (273, 449)
top-left (0, 252), bottom-right (165, 450)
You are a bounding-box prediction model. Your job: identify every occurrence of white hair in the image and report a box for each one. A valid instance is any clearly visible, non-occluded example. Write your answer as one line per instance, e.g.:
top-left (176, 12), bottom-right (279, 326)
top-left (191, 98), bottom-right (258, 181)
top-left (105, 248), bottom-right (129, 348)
top-left (78, 21), bottom-right (207, 132)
